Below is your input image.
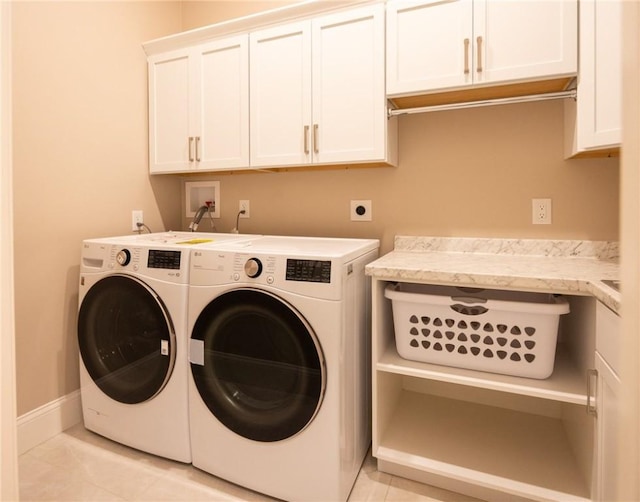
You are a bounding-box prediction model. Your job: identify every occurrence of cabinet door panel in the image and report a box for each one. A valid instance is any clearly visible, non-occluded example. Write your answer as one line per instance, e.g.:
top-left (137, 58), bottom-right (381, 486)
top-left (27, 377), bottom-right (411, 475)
top-left (198, 36), bottom-right (249, 170)
top-left (250, 22), bottom-right (311, 167)
top-left (579, 0), bottom-right (622, 149)
top-left (148, 50), bottom-right (190, 173)
top-left (595, 353), bottom-right (620, 502)
top-left (387, 0), bottom-right (472, 95)
top-left (312, 4), bottom-right (385, 163)
top-left (475, 0), bottom-right (577, 85)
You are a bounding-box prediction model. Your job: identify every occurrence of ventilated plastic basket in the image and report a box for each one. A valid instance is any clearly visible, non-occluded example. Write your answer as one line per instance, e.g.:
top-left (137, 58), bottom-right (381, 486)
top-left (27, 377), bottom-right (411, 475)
top-left (385, 283), bottom-right (570, 379)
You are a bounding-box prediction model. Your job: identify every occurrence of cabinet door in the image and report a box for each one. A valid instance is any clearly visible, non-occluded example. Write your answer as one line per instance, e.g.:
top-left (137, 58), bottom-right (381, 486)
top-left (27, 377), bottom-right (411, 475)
top-left (386, 0), bottom-right (473, 95)
top-left (576, 0), bottom-right (622, 151)
top-left (148, 48), bottom-right (192, 174)
top-left (595, 352), bottom-right (620, 502)
top-left (250, 22), bottom-right (312, 168)
top-left (312, 4), bottom-right (386, 164)
top-left (475, 0), bottom-right (577, 85)
top-left (196, 36), bottom-right (249, 171)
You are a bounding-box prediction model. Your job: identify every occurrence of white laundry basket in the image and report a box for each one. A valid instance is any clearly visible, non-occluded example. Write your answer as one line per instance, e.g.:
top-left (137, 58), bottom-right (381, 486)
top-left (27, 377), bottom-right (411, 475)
top-left (385, 283), bottom-right (570, 379)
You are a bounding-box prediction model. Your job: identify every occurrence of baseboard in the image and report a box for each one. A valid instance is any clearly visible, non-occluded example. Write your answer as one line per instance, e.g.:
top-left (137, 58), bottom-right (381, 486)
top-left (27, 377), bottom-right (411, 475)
top-left (17, 390), bottom-right (82, 455)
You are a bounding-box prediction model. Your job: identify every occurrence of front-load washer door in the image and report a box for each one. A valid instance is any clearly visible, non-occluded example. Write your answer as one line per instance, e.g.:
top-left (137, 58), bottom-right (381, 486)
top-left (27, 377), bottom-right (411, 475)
top-left (78, 275), bottom-right (176, 405)
top-left (190, 289), bottom-right (326, 442)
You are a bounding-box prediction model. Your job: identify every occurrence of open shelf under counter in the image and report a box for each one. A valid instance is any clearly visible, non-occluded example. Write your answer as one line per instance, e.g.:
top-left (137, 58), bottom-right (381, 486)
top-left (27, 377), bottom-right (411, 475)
top-left (375, 390), bottom-right (591, 502)
top-left (377, 343), bottom-right (588, 405)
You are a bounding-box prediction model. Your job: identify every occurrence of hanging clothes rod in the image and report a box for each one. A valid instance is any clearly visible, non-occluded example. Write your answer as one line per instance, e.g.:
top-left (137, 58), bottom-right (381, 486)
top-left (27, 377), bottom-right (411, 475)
top-left (387, 88), bottom-right (577, 117)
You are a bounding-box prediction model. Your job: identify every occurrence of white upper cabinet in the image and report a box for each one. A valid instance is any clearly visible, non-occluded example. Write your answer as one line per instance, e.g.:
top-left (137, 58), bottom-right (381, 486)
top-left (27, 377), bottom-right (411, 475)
top-left (565, 0), bottom-right (622, 158)
top-left (387, 0), bottom-right (577, 97)
top-left (148, 35), bottom-right (249, 174)
top-left (250, 4), bottom-right (392, 168)
top-left (250, 22), bottom-right (311, 168)
top-left (387, 0), bottom-right (472, 94)
top-left (197, 37), bottom-right (250, 171)
top-left (148, 48), bottom-right (190, 173)
top-left (311, 5), bottom-right (388, 165)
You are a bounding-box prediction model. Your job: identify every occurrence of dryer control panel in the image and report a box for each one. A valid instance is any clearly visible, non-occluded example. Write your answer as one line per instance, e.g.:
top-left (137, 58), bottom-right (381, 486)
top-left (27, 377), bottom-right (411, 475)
top-left (286, 259), bottom-right (331, 284)
top-left (190, 249), bottom-right (344, 301)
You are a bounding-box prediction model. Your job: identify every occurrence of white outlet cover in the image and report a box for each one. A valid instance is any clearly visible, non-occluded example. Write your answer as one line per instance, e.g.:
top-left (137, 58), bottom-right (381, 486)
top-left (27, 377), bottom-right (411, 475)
top-left (532, 198), bottom-right (552, 224)
top-left (239, 200), bottom-right (250, 219)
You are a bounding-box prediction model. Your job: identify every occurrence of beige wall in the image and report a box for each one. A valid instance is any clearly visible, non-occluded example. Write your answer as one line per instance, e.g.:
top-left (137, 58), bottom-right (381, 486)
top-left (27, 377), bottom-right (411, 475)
top-left (181, 101), bottom-right (619, 254)
top-left (11, 0), bottom-right (620, 417)
top-left (181, 1), bottom-right (296, 30)
top-left (12, 2), bottom-right (183, 415)
top-left (619, 1), bottom-right (640, 497)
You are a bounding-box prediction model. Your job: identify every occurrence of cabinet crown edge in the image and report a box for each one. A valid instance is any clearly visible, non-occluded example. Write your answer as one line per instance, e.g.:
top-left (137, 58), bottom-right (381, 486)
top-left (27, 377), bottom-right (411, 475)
top-left (142, 0), bottom-right (381, 56)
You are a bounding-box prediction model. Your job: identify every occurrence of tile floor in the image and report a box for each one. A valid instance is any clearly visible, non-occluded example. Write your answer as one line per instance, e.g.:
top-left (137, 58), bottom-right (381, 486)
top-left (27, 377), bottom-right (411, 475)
top-left (19, 424), bottom-right (481, 502)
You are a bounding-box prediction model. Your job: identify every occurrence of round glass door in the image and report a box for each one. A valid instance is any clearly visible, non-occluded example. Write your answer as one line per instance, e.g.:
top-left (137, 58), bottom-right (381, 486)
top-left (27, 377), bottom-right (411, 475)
top-left (190, 289), bottom-right (325, 442)
top-left (78, 275), bottom-right (176, 404)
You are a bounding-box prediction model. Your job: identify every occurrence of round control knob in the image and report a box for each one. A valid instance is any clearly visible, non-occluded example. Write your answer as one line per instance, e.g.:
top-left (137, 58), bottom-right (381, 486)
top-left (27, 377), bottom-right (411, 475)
top-left (244, 258), bottom-right (263, 278)
top-left (116, 249), bottom-right (131, 266)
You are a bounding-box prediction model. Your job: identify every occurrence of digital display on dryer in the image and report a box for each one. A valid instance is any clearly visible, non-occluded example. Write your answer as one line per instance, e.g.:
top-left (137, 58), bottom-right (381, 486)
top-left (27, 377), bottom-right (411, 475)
top-left (148, 250), bottom-right (181, 270)
top-left (286, 259), bottom-right (331, 283)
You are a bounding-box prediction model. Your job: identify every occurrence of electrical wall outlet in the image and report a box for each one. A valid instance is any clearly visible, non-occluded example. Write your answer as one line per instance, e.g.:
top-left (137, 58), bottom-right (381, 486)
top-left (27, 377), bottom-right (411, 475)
top-left (131, 210), bottom-right (143, 231)
top-left (350, 200), bottom-right (372, 221)
top-left (239, 200), bottom-right (250, 219)
top-left (532, 198), bottom-right (552, 224)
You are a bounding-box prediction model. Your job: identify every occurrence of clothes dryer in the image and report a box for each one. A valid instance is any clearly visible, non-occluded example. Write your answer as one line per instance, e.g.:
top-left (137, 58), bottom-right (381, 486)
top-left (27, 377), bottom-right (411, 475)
top-left (187, 235), bottom-right (379, 501)
top-left (77, 232), bottom-right (256, 462)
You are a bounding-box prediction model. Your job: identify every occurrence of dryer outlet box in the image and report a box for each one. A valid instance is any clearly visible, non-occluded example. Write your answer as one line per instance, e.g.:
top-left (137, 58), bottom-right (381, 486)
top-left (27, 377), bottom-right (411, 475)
top-left (350, 200), bottom-right (372, 221)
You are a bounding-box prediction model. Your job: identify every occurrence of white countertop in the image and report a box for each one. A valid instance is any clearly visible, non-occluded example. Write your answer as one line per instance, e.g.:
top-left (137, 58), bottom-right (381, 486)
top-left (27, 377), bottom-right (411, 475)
top-left (366, 236), bottom-right (620, 314)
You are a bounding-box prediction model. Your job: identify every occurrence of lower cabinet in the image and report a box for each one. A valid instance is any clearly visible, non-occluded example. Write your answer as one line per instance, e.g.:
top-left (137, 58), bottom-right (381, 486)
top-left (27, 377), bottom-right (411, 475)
top-left (372, 279), bottom-right (598, 501)
top-left (593, 302), bottom-right (621, 502)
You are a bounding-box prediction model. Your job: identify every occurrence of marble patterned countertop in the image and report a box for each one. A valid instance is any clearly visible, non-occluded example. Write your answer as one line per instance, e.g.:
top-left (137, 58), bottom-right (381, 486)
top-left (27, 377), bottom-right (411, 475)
top-left (366, 236), bottom-right (621, 314)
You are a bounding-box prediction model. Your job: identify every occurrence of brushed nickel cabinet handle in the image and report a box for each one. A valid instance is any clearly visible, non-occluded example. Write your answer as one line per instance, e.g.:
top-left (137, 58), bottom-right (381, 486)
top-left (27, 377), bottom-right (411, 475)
top-left (195, 136), bottom-right (201, 162)
top-left (476, 36), bottom-right (483, 73)
top-left (304, 125), bottom-right (310, 154)
top-left (464, 38), bottom-right (470, 75)
top-left (188, 137), bottom-right (194, 162)
top-left (587, 369), bottom-right (598, 417)
top-left (313, 124), bottom-right (319, 154)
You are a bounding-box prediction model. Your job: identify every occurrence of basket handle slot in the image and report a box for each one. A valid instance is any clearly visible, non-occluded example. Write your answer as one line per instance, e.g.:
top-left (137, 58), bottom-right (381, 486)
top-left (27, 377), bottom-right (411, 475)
top-left (450, 304), bottom-right (489, 316)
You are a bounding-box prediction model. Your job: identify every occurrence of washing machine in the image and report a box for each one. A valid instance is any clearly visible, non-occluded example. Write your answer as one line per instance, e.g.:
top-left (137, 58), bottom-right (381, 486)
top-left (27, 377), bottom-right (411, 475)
top-left (77, 231), bottom-right (257, 463)
top-left (187, 235), bottom-right (379, 501)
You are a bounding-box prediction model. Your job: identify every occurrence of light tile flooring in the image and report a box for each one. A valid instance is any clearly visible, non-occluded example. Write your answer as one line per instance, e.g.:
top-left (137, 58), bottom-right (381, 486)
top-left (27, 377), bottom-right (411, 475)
top-left (19, 424), bottom-right (481, 502)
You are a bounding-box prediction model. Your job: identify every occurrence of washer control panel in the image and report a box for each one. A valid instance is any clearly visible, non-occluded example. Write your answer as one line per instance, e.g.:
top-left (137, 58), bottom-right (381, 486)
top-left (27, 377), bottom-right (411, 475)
top-left (107, 245), bottom-right (186, 282)
top-left (80, 240), bottom-right (190, 284)
top-left (148, 249), bottom-right (181, 270)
